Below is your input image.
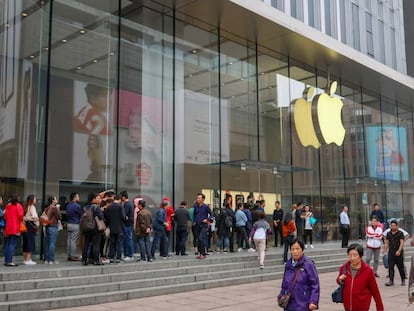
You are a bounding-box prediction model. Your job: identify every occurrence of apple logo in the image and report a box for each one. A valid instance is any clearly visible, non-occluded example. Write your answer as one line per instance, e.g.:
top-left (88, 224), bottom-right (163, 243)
top-left (312, 81), bottom-right (345, 146)
top-left (293, 87), bottom-right (321, 148)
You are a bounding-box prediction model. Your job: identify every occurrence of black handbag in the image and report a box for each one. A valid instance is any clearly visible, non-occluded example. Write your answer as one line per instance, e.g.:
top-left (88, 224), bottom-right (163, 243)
top-left (278, 264), bottom-right (303, 308)
top-left (332, 264), bottom-right (347, 303)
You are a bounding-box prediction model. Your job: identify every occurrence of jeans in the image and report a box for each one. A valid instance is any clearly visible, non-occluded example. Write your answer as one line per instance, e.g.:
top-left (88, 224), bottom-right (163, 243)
top-left (109, 232), bottom-right (124, 260)
top-left (123, 225), bottom-right (134, 257)
top-left (175, 225), bottom-right (189, 255)
top-left (67, 223), bottom-right (80, 257)
top-left (216, 236), bottom-right (230, 250)
top-left (365, 247), bottom-right (380, 273)
top-left (196, 223), bottom-right (208, 256)
top-left (4, 235), bottom-right (18, 263)
top-left (236, 226), bottom-right (249, 249)
top-left (137, 235), bottom-right (152, 260)
top-left (283, 235), bottom-right (294, 263)
top-left (151, 229), bottom-right (168, 258)
top-left (44, 226), bottom-right (59, 262)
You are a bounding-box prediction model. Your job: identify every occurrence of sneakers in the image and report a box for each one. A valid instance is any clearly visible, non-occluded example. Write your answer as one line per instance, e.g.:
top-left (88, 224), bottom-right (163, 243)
top-left (259, 264), bottom-right (264, 269)
top-left (385, 281), bottom-right (394, 286)
top-left (248, 248), bottom-right (256, 253)
top-left (402, 280), bottom-right (406, 286)
top-left (23, 260), bottom-right (37, 265)
top-left (375, 273), bottom-right (380, 278)
top-left (310, 245), bottom-right (314, 249)
top-left (196, 255), bottom-right (206, 259)
top-left (67, 256), bottom-right (80, 261)
top-left (237, 248), bottom-right (243, 252)
top-left (305, 244), bottom-right (308, 249)
top-left (101, 258), bottom-right (110, 264)
top-left (123, 256), bottom-right (133, 261)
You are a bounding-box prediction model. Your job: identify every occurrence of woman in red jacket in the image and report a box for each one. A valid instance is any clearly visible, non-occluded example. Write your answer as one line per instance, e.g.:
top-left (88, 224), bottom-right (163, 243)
top-left (4, 194), bottom-right (24, 266)
top-left (337, 243), bottom-right (384, 311)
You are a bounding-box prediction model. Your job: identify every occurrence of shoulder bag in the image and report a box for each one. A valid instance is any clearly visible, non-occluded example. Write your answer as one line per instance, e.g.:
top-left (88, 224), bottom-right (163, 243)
top-left (278, 264), bottom-right (303, 308)
top-left (93, 205), bottom-right (106, 231)
top-left (332, 264), bottom-right (347, 303)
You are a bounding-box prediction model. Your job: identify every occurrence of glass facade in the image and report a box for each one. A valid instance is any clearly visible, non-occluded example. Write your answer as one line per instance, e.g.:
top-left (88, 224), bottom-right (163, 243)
top-left (1, 0), bottom-right (414, 246)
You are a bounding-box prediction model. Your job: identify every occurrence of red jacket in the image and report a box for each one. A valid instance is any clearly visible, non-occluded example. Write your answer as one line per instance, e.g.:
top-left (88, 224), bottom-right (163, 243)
top-left (336, 260), bottom-right (384, 311)
top-left (4, 203), bottom-right (24, 237)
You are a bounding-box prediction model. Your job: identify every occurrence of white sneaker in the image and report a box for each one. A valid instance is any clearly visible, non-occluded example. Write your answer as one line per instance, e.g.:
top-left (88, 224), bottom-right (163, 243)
top-left (25, 260), bottom-right (37, 265)
top-left (123, 257), bottom-right (133, 261)
top-left (237, 248), bottom-right (243, 252)
top-left (248, 248), bottom-right (256, 252)
top-left (310, 244), bottom-right (314, 249)
top-left (305, 244), bottom-right (308, 249)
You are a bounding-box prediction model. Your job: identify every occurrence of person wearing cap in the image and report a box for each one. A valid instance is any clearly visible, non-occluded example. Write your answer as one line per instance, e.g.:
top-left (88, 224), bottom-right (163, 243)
top-left (174, 201), bottom-right (190, 256)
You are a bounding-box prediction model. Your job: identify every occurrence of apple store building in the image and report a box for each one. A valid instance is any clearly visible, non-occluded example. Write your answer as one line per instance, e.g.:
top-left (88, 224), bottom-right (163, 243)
top-left (1, 0), bottom-right (414, 244)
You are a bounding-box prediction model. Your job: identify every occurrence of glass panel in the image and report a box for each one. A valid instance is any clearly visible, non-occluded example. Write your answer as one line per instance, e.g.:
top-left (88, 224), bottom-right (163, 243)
top-left (352, 3), bottom-right (360, 50)
top-left (118, 5), bottom-right (174, 206)
top-left (47, 0), bottom-right (118, 206)
top-left (174, 18), bottom-right (220, 209)
top-left (0, 0), bottom-right (50, 205)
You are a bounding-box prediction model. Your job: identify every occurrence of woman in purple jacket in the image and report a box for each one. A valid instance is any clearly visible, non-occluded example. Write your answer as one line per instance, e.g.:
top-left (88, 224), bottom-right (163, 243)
top-left (278, 238), bottom-right (320, 310)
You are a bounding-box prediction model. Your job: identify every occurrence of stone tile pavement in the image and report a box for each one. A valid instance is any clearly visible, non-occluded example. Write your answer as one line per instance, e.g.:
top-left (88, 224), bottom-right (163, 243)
top-left (53, 262), bottom-right (412, 311)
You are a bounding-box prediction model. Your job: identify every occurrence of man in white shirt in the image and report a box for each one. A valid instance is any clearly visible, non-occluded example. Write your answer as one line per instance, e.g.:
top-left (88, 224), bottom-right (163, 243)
top-left (365, 216), bottom-right (383, 277)
top-left (340, 206), bottom-right (350, 248)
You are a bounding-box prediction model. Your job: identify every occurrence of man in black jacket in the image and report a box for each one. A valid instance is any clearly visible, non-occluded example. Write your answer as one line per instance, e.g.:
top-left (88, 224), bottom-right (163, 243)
top-left (272, 201), bottom-right (283, 247)
top-left (104, 195), bottom-right (126, 263)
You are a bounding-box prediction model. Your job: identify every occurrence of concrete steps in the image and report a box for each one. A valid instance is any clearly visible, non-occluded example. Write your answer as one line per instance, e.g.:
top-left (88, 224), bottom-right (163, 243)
top-left (0, 243), bottom-right (412, 311)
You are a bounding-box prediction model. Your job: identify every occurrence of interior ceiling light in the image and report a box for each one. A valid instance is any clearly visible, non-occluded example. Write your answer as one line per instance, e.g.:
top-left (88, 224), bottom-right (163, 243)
top-left (40, 0), bottom-right (45, 4)
top-left (21, 12), bottom-right (28, 17)
top-left (93, 59), bottom-right (98, 63)
top-left (221, 83), bottom-right (225, 86)
top-left (260, 72), bottom-right (265, 75)
top-left (62, 39), bottom-right (67, 43)
top-left (77, 66), bottom-right (82, 70)
top-left (5, 23), bottom-right (10, 27)
top-left (191, 49), bottom-right (197, 54)
top-left (80, 29), bottom-right (86, 34)
top-left (43, 47), bottom-right (48, 51)
top-left (29, 55), bottom-right (35, 59)
top-left (229, 62), bottom-right (233, 65)
top-left (188, 74), bottom-right (192, 77)
top-left (240, 78), bottom-right (244, 81)
top-left (110, 52), bottom-right (115, 56)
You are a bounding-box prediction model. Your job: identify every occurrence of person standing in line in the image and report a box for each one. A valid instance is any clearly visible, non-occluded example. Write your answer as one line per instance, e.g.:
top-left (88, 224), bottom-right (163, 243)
top-left (193, 193), bottom-right (211, 259)
top-left (66, 192), bottom-right (82, 261)
top-left (408, 235), bottom-right (414, 304)
top-left (135, 200), bottom-right (153, 262)
top-left (282, 211), bottom-right (296, 264)
top-left (188, 203), bottom-right (198, 255)
top-left (384, 220), bottom-right (406, 286)
top-left (365, 216), bottom-right (383, 277)
top-left (302, 205), bottom-right (314, 249)
top-left (371, 203), bottom-right (385, 226)
top-left (81, 192), bottom-right (104, 266)
top-left (235, 203), bottom-right (254, 252)
top-left (120, 190), bottom-right (134, 261)
top-left (295, 202), bottom-right (304, 240)
top-left (174, 201), bottom-right (190, 256)
top-left (215, 202), bottom-right (233, 253)
top-left (151, 201), bottom-right (170, 260)
top-left (4, 194), bottom-right (24, 267)
top-left (104, 195), bottom-right (126, 264)
top-left (22, 194), bottom-right (39, 265)
top-left (249, 211), bottom-right (271, 269)
top-left (278, 239), bottom-right (319, 310)
top-left (272, 200), bottom-right (283, 248)
top-left (43, 196), bottom-right (62, 265)
top-left (337, 243), bottom-right (384, 311)
top-left (340, 205), bottom-right (351, 248)
top-left (160, 197), bottom-right (174, 257)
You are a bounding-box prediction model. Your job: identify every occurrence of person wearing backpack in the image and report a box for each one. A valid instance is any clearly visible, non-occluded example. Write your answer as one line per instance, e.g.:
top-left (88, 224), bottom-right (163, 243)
top-left (249, 211), bottom-right (272, 269)
top-left (81, 192), bottom-right (104, 265)
top-left (215, 202), bottom-right (233, 254)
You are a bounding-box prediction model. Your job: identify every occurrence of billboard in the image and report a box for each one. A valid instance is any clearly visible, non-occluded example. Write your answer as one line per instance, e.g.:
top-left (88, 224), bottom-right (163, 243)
top-left (366, 125), bottom-right (408, 181)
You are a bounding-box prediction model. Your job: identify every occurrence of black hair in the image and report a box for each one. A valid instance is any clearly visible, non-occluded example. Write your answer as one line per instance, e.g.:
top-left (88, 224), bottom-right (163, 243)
top-left (197, 193), bottom-right (205, 200)
top-left (390, 219), bottom-right (398, 225)
top-left (114, 194), bottom-right (122, 201)
top-left (47, 195), bottom-right (55, 205)
top-left (283, 212), bottom-right (293, 225)
top-left (10, 193), bottom-right (19, 204)
top-left (139, 200), bottom-right (146, 207)
top-left (120, 190), bottom-right (128, 199)
top-left (290, 238), bottom-right (304, 250)
top-left (180, 201), bottom-right (187, 206)
top-left (88, 192), bottom-right (97, 203)
top-left (70, 192), bottom-right (78, 201)
top-left (347, 243), bottom-right (364, 257)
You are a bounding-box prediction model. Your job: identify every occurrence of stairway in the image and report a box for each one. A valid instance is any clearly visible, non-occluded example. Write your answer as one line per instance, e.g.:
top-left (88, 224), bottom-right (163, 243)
top-left (0, 243), bottom-right (412, 311)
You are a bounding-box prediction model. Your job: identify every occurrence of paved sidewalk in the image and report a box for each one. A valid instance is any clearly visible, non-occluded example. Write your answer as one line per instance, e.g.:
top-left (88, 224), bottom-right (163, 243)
top-left (52, 264), bottom-right (411, 311)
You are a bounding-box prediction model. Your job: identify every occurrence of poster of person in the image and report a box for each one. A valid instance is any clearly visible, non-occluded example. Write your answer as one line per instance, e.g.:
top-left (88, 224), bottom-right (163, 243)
top-left (366, 125), bottom-right (408, 181)
top-left (72, 82), bottom-right (113, 183)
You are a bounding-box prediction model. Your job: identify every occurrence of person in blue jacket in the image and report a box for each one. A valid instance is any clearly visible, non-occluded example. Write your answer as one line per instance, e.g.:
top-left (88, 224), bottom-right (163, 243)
top-left (278, 238), bottom-right (320, 311)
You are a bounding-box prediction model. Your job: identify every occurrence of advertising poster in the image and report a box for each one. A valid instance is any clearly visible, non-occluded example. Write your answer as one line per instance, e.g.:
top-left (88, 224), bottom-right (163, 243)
top-left (366, 125), bottom-right (408, 181)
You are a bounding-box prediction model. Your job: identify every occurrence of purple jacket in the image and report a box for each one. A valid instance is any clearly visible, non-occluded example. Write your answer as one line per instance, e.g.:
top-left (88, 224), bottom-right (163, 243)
top-left (278, 255), bottom-right (320, 310)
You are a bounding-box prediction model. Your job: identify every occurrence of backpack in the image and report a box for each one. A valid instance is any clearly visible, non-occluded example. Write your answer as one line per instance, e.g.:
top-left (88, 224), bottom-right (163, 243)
top-left (80, 205), bottom-right (96, 232)
top-left (224, 212), bottom-right (233, 228)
